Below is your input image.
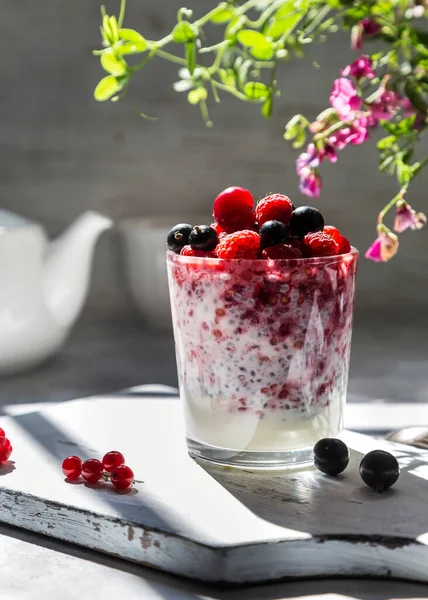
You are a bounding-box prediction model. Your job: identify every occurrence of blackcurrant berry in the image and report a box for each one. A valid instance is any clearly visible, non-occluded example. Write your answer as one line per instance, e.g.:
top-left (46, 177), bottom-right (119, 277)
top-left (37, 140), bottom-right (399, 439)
top-left (313, 438), bottom-right (349, 476)
top-left (359, 450), bottom-right (400, 492)
top-left (290, 206), bottom-right (324, 239)
top-left (167, 223), bottom-right (192, 253)
top-left (189, 225), bottom-right (218, 251)
top-left (259, 220), bottom-right (290, 249)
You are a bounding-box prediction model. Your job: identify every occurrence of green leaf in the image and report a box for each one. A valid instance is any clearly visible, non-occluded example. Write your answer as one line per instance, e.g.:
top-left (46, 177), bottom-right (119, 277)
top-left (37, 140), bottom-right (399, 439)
top-left (397, 162), bottom-right (411, 186)
top-left (102, 15), bottom-right (114, 44)
top-left (116, 41), bottom-right (147, 55)
top-left (101, 51), bottom-right (127, 76)
top-left (108, 16), bottom-right (120, 43)
top-left (225, 16), bottom-right (247, 41)
top-left (94, 75), bottom-right (122, 101)
top-left (119, 28), bottom-right (147, 47)
top-left (292, 128), bottom-right (306, 148)
top-left (238, 30), bottom-right (270, 48)
top-left (243, 81), bottom-right (269, 99)
top-left (266, 11), bottom-right (302, 39)
top-left (237, 30), bottom-right (274, 60)
top-left (188, 87), bottom-right (208, 105)
top-left (186, 41), bottom-right (196, 75)
top-left (172, 21), bottom-right (198, 43)
top-left (236, 59), bottom-right (252, 88)
top-left (405, 79), bottom-right (428, 113)
top-left (261, 95), bottom-right (273, 118)
top-left (211, 8), bottom-right (234, 24)
top-left (377, 135), bottom-right (396, 150)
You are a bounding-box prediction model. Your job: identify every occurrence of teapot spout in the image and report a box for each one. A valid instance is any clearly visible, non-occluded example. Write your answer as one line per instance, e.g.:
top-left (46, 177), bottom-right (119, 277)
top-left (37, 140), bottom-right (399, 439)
top-left (44, 211), bottom-right (113, 329)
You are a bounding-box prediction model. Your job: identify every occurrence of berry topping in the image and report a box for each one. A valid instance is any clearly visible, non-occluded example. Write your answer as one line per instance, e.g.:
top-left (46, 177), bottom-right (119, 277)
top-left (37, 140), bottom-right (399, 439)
top-left (216, 230), bottom-right (260, 259)
top-left (290, 206), bottom-right (325, 239)
top-left (313, 438), bottom-right (349, 476)
top-left (256, 194), bottom-right (293, 226)
top-left (259, 220), bottom-right (290, 249)
top-left (62, 455), bottom-right (83, 480)
top-left (359, 450), bottom-right (400, 493)
top-left (189, 225), bottom-right (218, 251)
top-left (102, 451), bottom-right (125, 473)
top-left (303, 232), bottom-right (339, 257)
top-left (323, 225), bottom-right (351, 254)
top-left (213, 186), bottom-right (256, 233)
top-left (210, 222), bottom-right (227, 240)
top-left (81, 458), bottom-right (104, 484)
top-left (261, 244), bottom-right (302, 259)
top-left (167, 223), bottom-right (192, 253)
top-left (0, 437), bottom-right (12, 464)
top-left (180, 245), bottom-right (214, 257)
top-left (111, 465), bottom-right (134, 490)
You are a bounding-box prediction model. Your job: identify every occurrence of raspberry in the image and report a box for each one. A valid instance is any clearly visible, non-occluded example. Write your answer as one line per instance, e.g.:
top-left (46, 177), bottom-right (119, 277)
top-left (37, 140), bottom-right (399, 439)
top-left (216, 230), bottom-right (260, 259)
top-left (303, 232), bottom-right (339, 257)
top-left (210, 222), bottom-right (227, 239)
top-left (324, 225), bottom-right (351, 254)
top-left (180, 245), bottom-right (214, 258)
top-left (213, 186), bottom-right (256, 233)
top-left (255, 194), bottom-right (293, 227)
top-left (261, 244), bottom-right (303, 259)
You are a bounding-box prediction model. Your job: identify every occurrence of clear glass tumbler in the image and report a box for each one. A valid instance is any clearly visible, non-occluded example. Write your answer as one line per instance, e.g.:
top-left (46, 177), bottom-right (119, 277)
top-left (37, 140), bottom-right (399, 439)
top-left (167, 249), bottom-right (358, 468)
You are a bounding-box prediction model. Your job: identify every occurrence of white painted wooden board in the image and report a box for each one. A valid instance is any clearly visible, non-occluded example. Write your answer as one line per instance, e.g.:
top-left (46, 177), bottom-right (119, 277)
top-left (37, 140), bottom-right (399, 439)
top-left (1, 392), bottom-right (428, 584)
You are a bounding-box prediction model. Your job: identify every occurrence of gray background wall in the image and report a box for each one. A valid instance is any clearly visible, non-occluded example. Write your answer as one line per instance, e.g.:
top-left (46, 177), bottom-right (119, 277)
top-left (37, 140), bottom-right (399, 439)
top-left (2, 0), bottom-right (428, 317)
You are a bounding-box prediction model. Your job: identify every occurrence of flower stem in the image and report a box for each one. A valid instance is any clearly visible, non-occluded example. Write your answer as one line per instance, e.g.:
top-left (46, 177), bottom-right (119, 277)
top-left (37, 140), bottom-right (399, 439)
top-left (118, 0), bottom-right (127, 28)
top-left (377, 186), bottom-right (408, 225)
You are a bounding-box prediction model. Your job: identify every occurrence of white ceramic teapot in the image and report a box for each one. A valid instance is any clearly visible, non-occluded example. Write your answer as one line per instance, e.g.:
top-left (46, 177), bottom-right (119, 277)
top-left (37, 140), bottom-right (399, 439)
top-left (0, 209), bottom-right (113, 375)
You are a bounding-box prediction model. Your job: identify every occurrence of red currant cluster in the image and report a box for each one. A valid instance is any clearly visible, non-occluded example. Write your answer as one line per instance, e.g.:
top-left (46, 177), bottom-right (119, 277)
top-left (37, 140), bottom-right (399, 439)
top-left (62, 451), bottom-right (134, 491)
top-left (0, 428), bottom-right (12, 464)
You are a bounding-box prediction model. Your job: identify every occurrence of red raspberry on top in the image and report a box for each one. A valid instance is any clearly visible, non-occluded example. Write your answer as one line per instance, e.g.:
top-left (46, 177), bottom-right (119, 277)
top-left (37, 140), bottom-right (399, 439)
top-left (216, 230), bottom-right (260, 259)
top-left (210, 222), bottom-right (227, 240)
top-left (323, 225), bottom-right (351, 254)
top-left (261, 244), bottom-right (303, 259)
top-left (213, 186), bottom-right (256, 233)
top-left (180, 245), bottom-right (215, 258)
top-left (256, 194), bottom-right (293, 227)
top-left (303, 232), bottom-right (339, 257)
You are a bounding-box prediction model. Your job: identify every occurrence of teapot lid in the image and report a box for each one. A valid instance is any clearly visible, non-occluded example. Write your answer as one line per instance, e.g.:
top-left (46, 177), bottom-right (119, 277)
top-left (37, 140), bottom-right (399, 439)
top-left (0, 209), bottom-right (34, 229)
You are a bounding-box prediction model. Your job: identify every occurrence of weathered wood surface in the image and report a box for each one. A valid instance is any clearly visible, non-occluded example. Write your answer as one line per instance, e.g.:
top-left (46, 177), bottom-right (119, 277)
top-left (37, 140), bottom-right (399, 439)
top-left (1, 392), bottom-right (428, 584)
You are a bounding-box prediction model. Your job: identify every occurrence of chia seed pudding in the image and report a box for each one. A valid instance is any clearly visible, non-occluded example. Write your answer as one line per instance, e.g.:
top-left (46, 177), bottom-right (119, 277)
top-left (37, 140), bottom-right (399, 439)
top-left (167, 250), bottom-right (358, 454)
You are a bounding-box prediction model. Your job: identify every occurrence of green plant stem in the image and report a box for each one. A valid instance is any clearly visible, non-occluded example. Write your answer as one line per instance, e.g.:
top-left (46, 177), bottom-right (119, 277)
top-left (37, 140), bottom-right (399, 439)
top-left (377, 186), bottom-right (408, 225)
top-left (155, 49), bottom-right (188, 65)
top-left (212, 79), bottom-right (258, 102)
top-left (118, 0), bottom-right (127, 28)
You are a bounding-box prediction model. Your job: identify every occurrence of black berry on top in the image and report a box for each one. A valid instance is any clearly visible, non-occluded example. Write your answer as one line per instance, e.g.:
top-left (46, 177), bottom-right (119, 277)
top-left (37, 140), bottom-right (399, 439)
top-left (259, 220), bottom-right (290, 249)
top-left (313, 438), bottom-right (350, 476)
top-left (189, 225), bottom-right (218, 251)
top-left (167, 223), bottom-right (192, 253)
top-left (359, 450), bottom-right (400, 493)
top-left (290, 206), bottom-right (324, 239)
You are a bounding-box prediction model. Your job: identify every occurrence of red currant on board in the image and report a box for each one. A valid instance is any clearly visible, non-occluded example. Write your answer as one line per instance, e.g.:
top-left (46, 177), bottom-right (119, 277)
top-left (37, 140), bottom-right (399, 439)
top-left (62, 456), bottom-right (83, 480)
top-left (102, 451), bottom-right (125, 473)
top-left (0, 428), bottom-right (5, 438)
top-left (0, 437), bottom-right (12, 464)
top-left (111, 465), bottom-right (134, 490)
top-left (81, 459), bottom-right (104, 484)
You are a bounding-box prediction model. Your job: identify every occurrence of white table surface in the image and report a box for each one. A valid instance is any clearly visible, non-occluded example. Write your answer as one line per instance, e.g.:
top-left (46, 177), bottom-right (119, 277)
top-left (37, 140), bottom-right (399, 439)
top-left (0, 386), bottom-right (427, 598)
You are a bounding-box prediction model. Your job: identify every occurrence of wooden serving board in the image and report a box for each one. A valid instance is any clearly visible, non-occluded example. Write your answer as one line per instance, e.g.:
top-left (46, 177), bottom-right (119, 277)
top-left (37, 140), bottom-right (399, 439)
top-left (1, 388), bottom-right (428, 585)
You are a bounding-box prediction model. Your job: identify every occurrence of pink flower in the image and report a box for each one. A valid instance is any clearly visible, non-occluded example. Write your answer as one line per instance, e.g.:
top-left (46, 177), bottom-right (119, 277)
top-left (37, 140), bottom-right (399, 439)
top-left (296, 144), bottom-right (320, 175)
top-left (329, 116), bottom-right (369, 149)
top-left (365, 227), bottom-right (399, 262)
top-left (394, 200), bottom-right (427, 233)
top-left (341, 56), bottom-right (376, 80)
top-left (318, 142), bottom-right (338, 163)
top-left (369, 88), bottom-right (401, 122)
top-left (401, 97), bottom-right (426, 130)
top-left (330, 78), bottom-right (362, 121)
top-left (351, 19), bottom-right (382, 51)
top-left (299, 167), bottom-right (322, 198)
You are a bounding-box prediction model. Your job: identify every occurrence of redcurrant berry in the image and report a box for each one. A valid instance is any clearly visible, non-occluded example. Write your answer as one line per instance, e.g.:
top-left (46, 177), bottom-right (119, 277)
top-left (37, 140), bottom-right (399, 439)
top-left (213, 186), bottom-right (255, 233)
top-left (81, 458), bottom-right (104, 484)
top-left (62, 455), bottom-right (83, 480)
top-left (102, 451), bottom-right (125, 473)
top-left (0, 437), bottom-right (12, 464)
top-left (0, 428), bottom-right (5, 438)
top-left (111, 465), bottom-right (134, 490)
